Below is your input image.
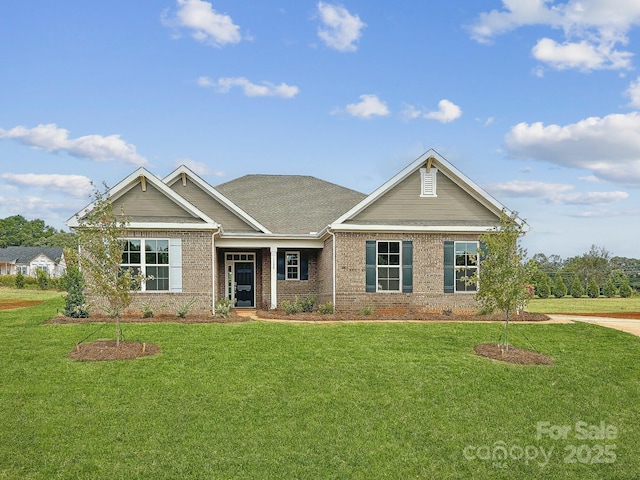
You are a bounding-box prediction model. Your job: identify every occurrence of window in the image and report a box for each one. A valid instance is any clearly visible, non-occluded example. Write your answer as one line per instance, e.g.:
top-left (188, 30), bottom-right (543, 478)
top-left (454, 242), bottom-right (478, 292)
top-left (366, 240), bottom-right (413, 293)
top-left (286, 251), bottom-right (299, 280)
top-left (377, 241), bottom-right (401, 292)
top-left (121, 239), bottom-right (170, 291)
top-left (420, 167), bottom-right (438, 197)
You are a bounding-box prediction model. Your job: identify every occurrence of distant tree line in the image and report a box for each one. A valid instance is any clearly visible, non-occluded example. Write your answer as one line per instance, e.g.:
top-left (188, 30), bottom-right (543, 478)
top-left (529, 245), bottom-right (638, 298)
top-left (0, 215), bottom-right (76, 249)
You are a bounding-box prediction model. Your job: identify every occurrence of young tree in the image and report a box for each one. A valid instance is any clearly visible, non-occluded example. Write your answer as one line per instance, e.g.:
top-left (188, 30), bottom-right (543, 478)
top-left (62, 249), bottom-right (89, 318)
top-left (570, 275), bottom-right (585, 298)
top-left (587, 279), bottom-right (600, 298)
top-left (603, 278), bottom-right (618, 298)
top-left (552, 274), bottom-right (568, 298)
top-left (475, 210), bottom-right (532, 351)
top-left (74, 185), bottom-right (143, 346)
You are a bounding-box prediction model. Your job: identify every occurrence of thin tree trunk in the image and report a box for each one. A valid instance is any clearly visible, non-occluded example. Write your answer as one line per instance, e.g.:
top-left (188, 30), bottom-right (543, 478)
top-left (504, 309), bottom-right (510, 352)
top-left (116, 316), bottom-right (121, 347)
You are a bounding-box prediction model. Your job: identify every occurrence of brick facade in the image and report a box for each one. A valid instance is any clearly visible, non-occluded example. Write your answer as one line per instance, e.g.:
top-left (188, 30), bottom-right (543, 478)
top-left (333, 231), bottom-right (481, 314)
top-left (87, 229), bottom-right (214, 316)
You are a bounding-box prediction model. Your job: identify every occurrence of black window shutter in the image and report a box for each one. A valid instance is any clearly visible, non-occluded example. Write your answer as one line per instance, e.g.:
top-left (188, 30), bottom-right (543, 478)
top-left (444, 241), bottom-right (454, 293)
top-left (402, 240), bottom-right (413, 293)
top-left (300, 252), bottom-right (309, 280)
top-left (277, 251), bottom-right (285, 280)
top-left (365, 240), bottom-right (376, 292)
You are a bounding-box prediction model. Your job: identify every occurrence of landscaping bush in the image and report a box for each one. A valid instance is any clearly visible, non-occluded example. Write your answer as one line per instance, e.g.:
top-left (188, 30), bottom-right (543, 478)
top-left (603, 279), bottom-right (618, 298)
top-left (36, 269), bottom-right (49, 290)
top-left (587, 279), bottom-right (600, 298)
top-left (281, 295), bottom-right (316, 314)
top-left (552, 275), bottom-right (567, 298)
top-left (15, 271), bottom-right (25, 289)
top-left (359, 306), bottom-right (375, 316)
top-left (214, 297), bottom-right (232, 318)
top-left (619, 281), bottom-right (633, 298)
top-left (62, 264), bottom-right (89, 318)
top-left (317, 301), bottom-right (334, 314)
top-left (570, 276), bottom-right (585, 298)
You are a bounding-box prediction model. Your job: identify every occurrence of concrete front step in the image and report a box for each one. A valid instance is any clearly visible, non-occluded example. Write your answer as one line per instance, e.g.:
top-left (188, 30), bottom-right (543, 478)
top-left (233, 309), bottom-right (257, 318)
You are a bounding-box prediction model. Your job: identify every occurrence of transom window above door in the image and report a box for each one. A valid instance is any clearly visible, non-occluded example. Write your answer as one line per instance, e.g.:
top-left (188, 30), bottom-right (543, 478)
top-left (226, 253), bottom-right (255, 262)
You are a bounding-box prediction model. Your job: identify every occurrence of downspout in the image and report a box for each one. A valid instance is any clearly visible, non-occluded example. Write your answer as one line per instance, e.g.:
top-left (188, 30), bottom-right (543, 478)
top-left (329, 228), bottom-right (337, 311)
top-left (211, 230), bottom-right (217, 315)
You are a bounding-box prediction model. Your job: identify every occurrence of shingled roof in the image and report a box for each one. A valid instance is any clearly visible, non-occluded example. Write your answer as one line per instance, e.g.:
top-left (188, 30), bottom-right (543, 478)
top-left (0, 246), bottom-right (64, 264)
top-left (215, 175), bottom-right (367, 234)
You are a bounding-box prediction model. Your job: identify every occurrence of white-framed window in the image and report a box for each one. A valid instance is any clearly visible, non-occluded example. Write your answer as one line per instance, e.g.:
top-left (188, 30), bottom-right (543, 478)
top-left (455, 241), bottom-right (478, 293)
top-left (286, 251), bottom-right (299, 280)
top-left (377, 241), bottom-right (401, 292)
top-left (420, 167), bottom-right (438, 197)
top-left (121, 239), bottom-right (170, 291)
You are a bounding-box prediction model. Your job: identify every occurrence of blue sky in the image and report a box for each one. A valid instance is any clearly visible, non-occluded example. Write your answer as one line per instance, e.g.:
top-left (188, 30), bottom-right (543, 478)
top-left (1, 0), bottom-right (640, 258)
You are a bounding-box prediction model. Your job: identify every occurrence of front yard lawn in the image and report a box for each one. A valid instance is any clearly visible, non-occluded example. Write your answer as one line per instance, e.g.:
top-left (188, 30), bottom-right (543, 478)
top-left (1, 297), bottom-right (638, 479)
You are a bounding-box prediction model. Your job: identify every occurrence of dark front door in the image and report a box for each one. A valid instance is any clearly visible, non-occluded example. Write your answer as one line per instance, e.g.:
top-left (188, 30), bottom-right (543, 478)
top-left (234, 262), bottom-right (254, 307)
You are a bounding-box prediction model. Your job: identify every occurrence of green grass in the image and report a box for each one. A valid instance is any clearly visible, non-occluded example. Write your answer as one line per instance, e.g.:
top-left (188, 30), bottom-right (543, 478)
top-left (1, 298), bottom-right (639, 479)
top-left (0, 287), bottom-right (63, 303)
top-left (529, 296), bottom-right (640, 314)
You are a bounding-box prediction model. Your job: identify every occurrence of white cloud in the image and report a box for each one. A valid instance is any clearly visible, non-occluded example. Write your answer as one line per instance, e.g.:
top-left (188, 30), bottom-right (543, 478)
top-left (0, 124), bottom-right (147, 165)
top-left (317, 2), bottom-right (366, 52)
top-left (336, 94), bottom-right (389, 119)
top-left (198, 76), bottom-right (299, 98)
top-left (626, 76), bottom-right (640, 108)
top-left (532, 38), bottom-right (632, 71)
top-left (175, 158), bottom-right (225, 177)
top-left (504, 112), bottom-right (640, 186)
top-left (0, 195), bottom-right (79, 217)
top-left (485, 179), bottom-right (628, 205)
top-left (402, 100), bottom-right (462, 123)
top-left (162, 0), bottom-right (241, 47)
top-left (424, 99), bottom-right (462, 123)
top-left (470, 0), bottom-right (640, 72)
top-left (0, 173), bottom-right (93, 197)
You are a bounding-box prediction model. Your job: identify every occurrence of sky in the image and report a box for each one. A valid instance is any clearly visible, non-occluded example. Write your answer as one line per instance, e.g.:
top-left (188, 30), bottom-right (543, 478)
top-left (1, 0), bottom-right (640, 259)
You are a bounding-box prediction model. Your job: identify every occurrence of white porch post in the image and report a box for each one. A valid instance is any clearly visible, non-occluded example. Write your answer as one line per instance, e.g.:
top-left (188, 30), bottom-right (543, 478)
top-left (270, 246), bottom-right (278, 309)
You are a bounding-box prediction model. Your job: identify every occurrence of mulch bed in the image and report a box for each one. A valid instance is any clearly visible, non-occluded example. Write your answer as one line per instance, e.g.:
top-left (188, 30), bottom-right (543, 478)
top-left (0, 300), bottom-right (42, 310)
top-left (45, 313), bottom-right (251, 325)
top-left (474, 343), bottom-right (554, 365)
top-left (255, 310), bottom-right (551, 322)
top-left (68, 340), bottom-right (161, 361)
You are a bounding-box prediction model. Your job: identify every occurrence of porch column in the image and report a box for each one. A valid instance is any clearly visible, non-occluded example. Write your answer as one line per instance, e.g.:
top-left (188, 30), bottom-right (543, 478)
top-left (270, 246), bottom-right (278, 309)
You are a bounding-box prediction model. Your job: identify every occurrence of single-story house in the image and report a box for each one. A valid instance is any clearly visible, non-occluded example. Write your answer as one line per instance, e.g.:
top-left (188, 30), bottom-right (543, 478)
top-left (68, 149), bottom-right (516, 314)
top-left (0, 246), bottom-right (66, 277)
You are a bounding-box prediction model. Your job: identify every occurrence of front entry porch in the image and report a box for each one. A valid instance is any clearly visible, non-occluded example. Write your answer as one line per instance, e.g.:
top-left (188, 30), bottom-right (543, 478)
top-left (224, 252), bottom-right (256, 308)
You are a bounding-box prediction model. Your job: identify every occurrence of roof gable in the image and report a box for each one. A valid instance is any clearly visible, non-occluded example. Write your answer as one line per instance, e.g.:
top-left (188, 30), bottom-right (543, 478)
top-left (67, 168), bottom-right (217, 230)
top-left (163, 166), bottom-right (269, 233)
top-left (0, 246), bottom-right (64, 264)
top-left (333, 149), bottom-right (512, 231)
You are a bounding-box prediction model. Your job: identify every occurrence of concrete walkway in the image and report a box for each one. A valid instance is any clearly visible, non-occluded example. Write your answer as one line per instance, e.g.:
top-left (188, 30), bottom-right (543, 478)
top-left (547, 314), bottom-right (640, 338)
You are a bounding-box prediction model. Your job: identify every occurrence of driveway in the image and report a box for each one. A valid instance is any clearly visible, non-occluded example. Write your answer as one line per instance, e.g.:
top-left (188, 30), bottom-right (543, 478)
top-left (547, 314), bottom-right (640, 338)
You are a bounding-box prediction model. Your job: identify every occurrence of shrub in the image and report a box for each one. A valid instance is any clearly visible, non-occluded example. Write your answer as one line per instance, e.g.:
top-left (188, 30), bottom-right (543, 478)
top-left (214, 297), bottom-right (232, 318)
top-left (63, 265), bottom-right (89, 318)
top-left (570, 276), bottom-right (585, 298)
top-left (619, 282), bottom-right (633, 298)
top-left (141, 301), bottom-right (155, 318)
top-left (281, 298), bottom-right (303, 315)
top-left (176, 298), bottom-right (197, 318)
top-left (15, 271), bottom-right (25, 289)
top-left (552, 275), bottom-right (567, 298)
top-left (36, 269), bottom-right (49, 290)
top-left (536, 279), bottom-right (551, 299)
top-left (603, 279), bottom-right (618, 298)
top-left (281, 295), bottom-right (316, 314)
top-left (587, 279), bottom-right (600, 298)
top-left (359, 306), bottom-right (375, 316)
top-left (317, 301), bottom-right (334, 314)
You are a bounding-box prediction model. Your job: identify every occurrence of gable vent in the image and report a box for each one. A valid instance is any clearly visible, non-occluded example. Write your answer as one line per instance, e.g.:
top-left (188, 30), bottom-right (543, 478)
top-left (420, 167), bottom-right (437, 197)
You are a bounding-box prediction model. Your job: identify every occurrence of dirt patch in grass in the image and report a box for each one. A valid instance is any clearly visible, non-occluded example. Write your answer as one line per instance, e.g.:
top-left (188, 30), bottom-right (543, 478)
top-left (474, 343), bottom-right (553, 365)
top-left (0, 299), bottom-right (42, 310)
top-left (68, 340), bottom-right (161, 361)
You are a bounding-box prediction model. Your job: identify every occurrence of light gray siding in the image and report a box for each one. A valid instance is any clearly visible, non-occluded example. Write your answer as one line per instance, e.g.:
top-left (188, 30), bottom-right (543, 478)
top-left (112, 182), bottom-right (203, 223)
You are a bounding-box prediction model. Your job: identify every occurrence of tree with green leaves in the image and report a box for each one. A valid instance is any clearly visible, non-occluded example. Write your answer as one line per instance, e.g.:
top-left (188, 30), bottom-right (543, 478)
top-left (62, 250), bottom-right (89, 318)
top-left (587, 278), bottom-right (600, 298)
top-left (74, 184), bottom-right (144, 346)
top-left (570, 275), bottom-right (585, 298)
top-left (552, 274), bottom-right (568, 298)
top-left (475, 210), bottom-right (532, 351)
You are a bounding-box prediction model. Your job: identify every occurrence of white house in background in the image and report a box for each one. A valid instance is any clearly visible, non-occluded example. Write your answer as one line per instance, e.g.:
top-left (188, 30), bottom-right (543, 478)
top-left (0, 247), bottom-right (66, 277)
